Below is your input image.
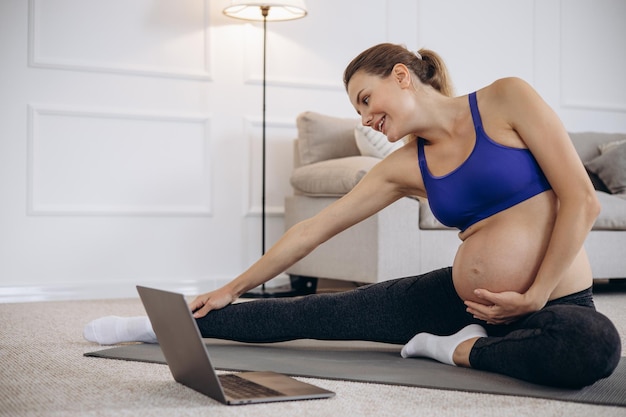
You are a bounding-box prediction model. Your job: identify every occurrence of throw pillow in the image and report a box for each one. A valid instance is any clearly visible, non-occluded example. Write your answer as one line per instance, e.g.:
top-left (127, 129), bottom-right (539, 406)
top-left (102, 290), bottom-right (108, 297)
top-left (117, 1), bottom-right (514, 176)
top-left (598, 139), bottom-right (626, 154)
top-left (586, 168), bottom-right (611, 193)
top-left (296, 112), bottom-right (360, 166)
top-left (584, 141), bottom-right (626, 195)
top-left (354, 124), bottom-right (403, 158)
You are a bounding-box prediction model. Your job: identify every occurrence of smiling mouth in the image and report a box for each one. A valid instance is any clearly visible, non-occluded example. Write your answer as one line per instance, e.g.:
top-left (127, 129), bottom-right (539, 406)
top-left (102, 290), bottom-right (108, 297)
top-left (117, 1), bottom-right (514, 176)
top-left (377, 116), bottom-right (386, 132)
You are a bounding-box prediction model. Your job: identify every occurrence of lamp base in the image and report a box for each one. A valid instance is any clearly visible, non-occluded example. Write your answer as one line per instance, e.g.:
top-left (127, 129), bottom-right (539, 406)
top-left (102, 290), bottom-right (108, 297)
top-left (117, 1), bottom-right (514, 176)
top-left (240, 275), bottom-right (318, 298)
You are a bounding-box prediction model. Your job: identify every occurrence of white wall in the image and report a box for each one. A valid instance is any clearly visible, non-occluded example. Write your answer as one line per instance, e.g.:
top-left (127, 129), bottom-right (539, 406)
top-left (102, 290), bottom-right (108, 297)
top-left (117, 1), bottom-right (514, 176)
top-left (1, 0), bottom-right (624, 302)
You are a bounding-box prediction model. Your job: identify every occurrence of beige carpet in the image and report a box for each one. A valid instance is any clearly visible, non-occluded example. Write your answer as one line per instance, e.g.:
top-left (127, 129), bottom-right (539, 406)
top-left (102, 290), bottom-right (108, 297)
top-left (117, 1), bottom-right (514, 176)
top-left (1, 284), bottom-right (625, 417)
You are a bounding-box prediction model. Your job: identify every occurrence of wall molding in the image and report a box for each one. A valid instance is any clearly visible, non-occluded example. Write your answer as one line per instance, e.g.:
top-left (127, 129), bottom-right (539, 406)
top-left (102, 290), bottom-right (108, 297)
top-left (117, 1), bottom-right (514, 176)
top-left (242, 15), bottom-right (346, 91)
top-left (560, 100), bottom-right (626, 113)
top-left (27, 104), bottom-right (213, 217)
top-left (241, 117), bottom-right (296, 218)
top-left (244, 75), bottom-right (344, 92)
top-left (558, 0), bottom-right (626, 113)
top-left (27, 0), bottom-right (213, 81)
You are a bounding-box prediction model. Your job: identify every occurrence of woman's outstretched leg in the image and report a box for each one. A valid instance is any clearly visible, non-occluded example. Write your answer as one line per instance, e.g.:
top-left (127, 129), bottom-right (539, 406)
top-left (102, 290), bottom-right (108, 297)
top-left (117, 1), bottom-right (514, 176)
top-left (195, 267), bottom-right (471, 344)
top-left (84, 267), bottom-right (473, 346)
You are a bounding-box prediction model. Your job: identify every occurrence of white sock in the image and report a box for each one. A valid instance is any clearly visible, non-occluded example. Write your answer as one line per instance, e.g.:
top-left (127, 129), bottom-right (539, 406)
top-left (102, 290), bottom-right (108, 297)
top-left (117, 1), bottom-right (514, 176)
top-left (83, 316), bottom-right (157, 345)
top-left (400, 324), bottom-right (487, 366)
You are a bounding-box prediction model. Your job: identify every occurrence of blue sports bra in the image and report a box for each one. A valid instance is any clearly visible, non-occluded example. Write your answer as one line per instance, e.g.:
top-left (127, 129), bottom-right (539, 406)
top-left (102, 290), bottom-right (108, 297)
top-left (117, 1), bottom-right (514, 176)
top-left (417, 91), bottom-right (552, 232)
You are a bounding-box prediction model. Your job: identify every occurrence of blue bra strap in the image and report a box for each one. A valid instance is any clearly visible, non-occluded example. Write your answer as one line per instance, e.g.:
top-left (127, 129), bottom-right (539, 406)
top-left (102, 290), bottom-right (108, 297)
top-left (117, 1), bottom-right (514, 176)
top-left (468, 92), bottom-right (482, 130)
top-left (417, 137), bottom-right (425, 162)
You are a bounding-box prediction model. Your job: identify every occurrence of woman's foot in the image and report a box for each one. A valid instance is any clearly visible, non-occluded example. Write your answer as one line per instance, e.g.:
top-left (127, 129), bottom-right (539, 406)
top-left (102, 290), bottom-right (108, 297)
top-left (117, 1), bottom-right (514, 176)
top-left (83, 316), bottom-right (157, 345)
top-left (400, 324), bottom-right (487, 366)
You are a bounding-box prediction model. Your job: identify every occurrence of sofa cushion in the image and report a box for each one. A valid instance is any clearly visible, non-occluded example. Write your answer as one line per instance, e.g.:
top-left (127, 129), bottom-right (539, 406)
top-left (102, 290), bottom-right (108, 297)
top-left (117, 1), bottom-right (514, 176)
top-left (290, 156), bottom-right (380, 196)
top-left (418, 191), bottom-right (626, 231)
top-left (354, 124), bottom-right (403, 158)
top-left (296, 112), bottom-right (360, 166)
top-left (418, 198), bottom-right (455, 230)
top-left (594, 192), bottom-right (626, 230)
top-left (584, 141), bottom-right (626, 196)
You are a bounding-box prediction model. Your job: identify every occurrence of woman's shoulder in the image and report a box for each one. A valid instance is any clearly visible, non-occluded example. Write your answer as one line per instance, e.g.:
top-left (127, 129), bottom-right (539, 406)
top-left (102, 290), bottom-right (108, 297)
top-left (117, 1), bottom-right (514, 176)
top-left (477, 77), bottom-right (544, 118)
top-left (479, 77), bottom-right (536, 101)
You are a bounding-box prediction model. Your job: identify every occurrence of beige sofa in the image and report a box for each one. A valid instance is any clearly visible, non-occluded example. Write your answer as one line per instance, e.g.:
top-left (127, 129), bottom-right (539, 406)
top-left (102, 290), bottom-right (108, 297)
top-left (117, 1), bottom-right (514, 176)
top-left (284, 112), bottom-right (626, 284)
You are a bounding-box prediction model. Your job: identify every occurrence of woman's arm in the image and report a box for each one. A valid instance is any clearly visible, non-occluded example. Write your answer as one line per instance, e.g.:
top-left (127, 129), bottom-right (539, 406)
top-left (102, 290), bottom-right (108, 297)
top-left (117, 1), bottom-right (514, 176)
top-left (189, 148), bottom-right (420, 318)
top-left (466, 78), bottom-right (600, 324)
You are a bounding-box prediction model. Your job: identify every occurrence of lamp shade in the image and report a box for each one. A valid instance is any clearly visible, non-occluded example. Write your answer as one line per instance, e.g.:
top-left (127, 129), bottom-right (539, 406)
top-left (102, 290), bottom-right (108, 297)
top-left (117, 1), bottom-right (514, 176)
top-left (223, 0), bottom-right (307, 21)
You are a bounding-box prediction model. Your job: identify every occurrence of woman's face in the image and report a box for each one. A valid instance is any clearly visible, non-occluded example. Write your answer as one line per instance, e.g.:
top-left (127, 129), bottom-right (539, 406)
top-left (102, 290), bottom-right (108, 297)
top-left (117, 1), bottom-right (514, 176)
top-left (347, 68), bottom-right (413, 143)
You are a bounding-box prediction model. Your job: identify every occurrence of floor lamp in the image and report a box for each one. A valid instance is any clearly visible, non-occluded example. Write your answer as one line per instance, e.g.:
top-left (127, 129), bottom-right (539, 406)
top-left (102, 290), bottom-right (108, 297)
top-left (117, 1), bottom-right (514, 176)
top-left (223, 1), bottom-right (311, 297)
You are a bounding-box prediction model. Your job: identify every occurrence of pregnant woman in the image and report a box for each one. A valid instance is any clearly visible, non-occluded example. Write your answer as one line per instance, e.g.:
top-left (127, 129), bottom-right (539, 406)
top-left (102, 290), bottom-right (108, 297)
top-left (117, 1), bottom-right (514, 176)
top-left (85, 43), bottom-right (620, 388)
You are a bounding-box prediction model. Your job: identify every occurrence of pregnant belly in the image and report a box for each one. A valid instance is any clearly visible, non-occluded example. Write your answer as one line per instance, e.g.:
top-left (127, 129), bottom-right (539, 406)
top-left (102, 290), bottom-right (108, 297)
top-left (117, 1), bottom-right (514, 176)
top-left (452, 220), bottom-right (550, 304)
top-left (450, 191), bottom-right (593, 304)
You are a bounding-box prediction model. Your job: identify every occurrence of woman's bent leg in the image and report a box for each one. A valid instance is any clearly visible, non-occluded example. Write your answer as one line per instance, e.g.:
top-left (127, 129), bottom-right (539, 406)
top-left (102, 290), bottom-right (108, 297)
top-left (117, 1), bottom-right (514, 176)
top-left (196, 267), bottom-right (473, 344)
top-left (470, 305), bottom-right (621, 388)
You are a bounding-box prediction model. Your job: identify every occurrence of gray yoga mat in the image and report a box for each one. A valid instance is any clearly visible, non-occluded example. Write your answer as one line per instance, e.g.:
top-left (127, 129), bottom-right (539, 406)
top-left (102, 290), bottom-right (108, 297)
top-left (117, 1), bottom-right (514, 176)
top-left (85, 339), bottom-right (626, 407)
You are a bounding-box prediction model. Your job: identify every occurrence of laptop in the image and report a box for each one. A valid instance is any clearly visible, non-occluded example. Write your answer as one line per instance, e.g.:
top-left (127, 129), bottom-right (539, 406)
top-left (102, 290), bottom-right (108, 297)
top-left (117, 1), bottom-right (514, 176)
top-left (136, 285), bottom-right (335, 405)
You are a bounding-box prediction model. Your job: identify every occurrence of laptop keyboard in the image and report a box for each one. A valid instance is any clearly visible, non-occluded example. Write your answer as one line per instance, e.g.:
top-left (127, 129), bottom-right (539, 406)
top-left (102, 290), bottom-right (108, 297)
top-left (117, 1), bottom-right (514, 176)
top-left (219, 374), bottom-right (283, 399)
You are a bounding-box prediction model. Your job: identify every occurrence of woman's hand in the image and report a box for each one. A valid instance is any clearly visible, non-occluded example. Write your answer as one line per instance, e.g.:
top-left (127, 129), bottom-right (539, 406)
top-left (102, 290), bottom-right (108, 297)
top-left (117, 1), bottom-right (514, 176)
top-left (189, 286), bottom-right (236, 318)
top-left (464, 289), bottom-right (547, 325)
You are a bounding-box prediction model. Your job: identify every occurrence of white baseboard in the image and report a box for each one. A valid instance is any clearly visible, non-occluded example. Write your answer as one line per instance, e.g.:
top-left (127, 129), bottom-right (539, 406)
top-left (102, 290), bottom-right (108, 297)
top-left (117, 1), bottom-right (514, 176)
top-left (0, 280), bottom-right (223, 303)
top-left (0, 275), bottom-right (291, 303)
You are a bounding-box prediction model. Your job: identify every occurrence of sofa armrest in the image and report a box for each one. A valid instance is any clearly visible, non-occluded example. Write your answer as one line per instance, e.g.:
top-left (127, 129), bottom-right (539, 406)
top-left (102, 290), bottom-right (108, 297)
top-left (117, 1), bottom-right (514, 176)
top-left (290, 156), bottom-right (380, 196)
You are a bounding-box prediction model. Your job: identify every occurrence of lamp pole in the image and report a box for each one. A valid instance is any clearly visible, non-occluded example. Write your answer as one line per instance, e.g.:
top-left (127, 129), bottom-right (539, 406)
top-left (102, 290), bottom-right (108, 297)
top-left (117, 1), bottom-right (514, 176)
top-left (261, 5), bottom-right (268, 257)
top-left (223, 1), bottom-right (312, 297)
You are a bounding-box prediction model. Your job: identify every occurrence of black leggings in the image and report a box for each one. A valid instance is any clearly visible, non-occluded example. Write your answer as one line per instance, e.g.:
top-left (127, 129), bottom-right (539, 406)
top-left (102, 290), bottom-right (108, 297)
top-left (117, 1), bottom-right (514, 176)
top-left (196, 267), bottom-right (621, 388)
